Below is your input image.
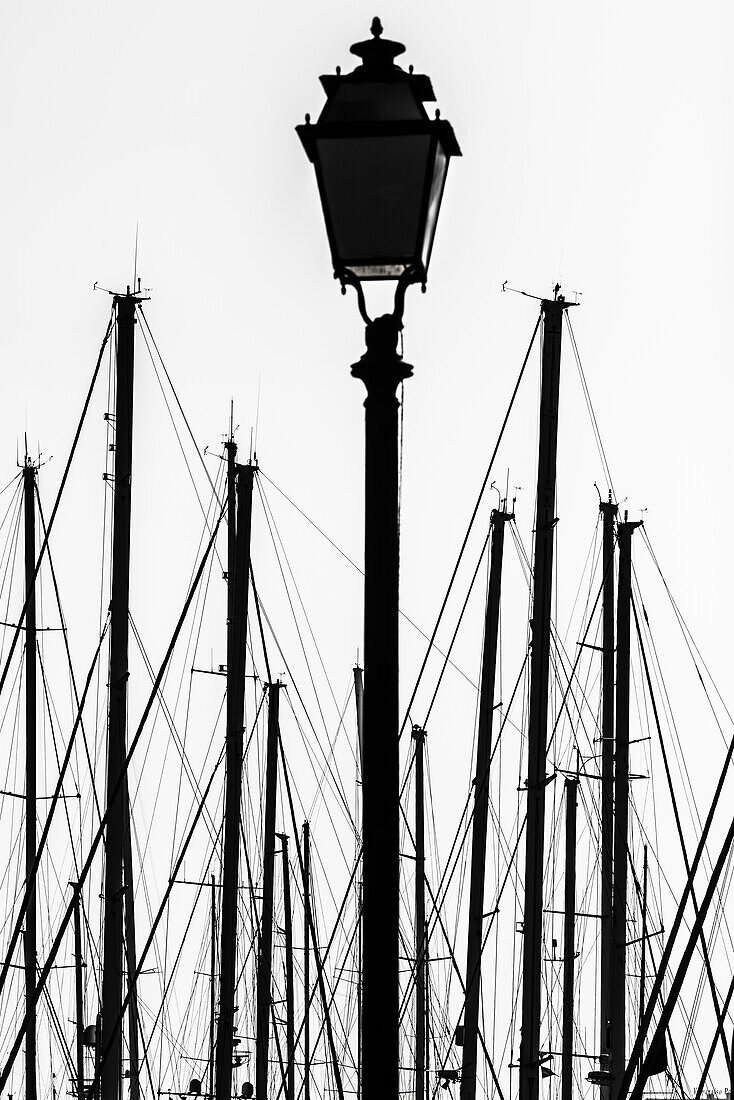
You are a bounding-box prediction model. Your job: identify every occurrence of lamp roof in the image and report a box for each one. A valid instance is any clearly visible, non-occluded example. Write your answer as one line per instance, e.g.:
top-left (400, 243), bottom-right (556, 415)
top-left (319, 18), bottom-right (436, 105)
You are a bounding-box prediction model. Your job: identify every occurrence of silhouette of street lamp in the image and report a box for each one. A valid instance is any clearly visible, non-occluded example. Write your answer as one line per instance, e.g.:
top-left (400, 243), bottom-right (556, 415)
top-left (297, 19), bottom-right (459, 1100)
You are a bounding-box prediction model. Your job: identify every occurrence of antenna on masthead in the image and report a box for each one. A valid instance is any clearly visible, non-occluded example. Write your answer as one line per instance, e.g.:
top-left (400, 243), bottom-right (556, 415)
top-left (502, 280), bottom-right (581, 305)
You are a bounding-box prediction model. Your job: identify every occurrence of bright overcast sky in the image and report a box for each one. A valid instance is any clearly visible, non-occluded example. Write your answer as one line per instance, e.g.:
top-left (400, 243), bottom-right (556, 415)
top-left (1, 1), bottom-right (731, 615)
top-left (0, 1), bottom-right (732, 1089)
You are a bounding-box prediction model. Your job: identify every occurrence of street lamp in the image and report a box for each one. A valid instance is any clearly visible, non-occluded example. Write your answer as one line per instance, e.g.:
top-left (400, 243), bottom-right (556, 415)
top-left (297, 17), bottom-right (460, 287)
top-left (298, 19), bottom-right (460, 1100)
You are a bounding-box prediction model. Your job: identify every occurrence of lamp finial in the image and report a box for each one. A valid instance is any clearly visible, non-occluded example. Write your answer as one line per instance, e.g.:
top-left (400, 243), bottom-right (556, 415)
top-left (350, 18), bottom-right (405, 68)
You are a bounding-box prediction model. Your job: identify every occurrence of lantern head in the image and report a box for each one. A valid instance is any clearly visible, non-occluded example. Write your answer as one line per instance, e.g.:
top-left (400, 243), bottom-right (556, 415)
top-left (297, 18), bottom-right (461, 284)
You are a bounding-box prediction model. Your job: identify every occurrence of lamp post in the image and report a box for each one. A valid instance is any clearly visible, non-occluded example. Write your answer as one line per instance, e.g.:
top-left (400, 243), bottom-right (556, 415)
top-left (298, 19), bottom-right (459, 1099)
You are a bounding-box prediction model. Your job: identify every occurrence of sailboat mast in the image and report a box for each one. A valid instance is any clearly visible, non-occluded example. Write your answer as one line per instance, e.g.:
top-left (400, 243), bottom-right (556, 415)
top-left (610, 518), bottom-right (641, 1100)
top-left (424, 922), bottom-right (430, 1093)
top-left (303, 821), bottom-right (311, 1100)
top-left (639, 846), bottom-right (647, 1037)
top-left (215, 448), bottom-right (254, 1100)
top-left (353, 665), bottom-right (363, 775)
top-left (101, 290), bottom-right (139, 1100)
top-left (519, 294), bottom-right (568, 1100)
top-left (23, 457), bottom-right (37, 1100)
top-left (598, 498), bottom-right (617, 1095)
top-left (461, 506), bottom-right (511, 1100)
top-left (357, 884), bottom-right (362, 1100)
top-left (210, 874), bottom-right (216, 1100)
top-left (123, 823), bottom-right (140, 1100)
top-left (413, 725), bottom-right (426, 1100)
top-left (73, 883), bottom-right (85, 1100)
top-left (277, 833), bottom-right (295, 1100)
top-left (561, 777), bottom-right (578, 1100)
top-left (256, 682), bottom-right (281, 1100)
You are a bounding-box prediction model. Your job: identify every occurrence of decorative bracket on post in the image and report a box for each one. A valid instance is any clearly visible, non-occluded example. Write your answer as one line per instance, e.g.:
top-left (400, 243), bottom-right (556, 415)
top-left (345, 268), bottom-right (417, 394)
top-left (339, 265), bottom-right (421, 326)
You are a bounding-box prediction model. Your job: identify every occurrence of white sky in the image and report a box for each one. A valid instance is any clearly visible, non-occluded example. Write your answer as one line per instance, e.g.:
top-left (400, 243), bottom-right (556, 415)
top-left (1, 0), bottom-right (733, 1094)
top-left (1, 0), bottom-right (732, 636)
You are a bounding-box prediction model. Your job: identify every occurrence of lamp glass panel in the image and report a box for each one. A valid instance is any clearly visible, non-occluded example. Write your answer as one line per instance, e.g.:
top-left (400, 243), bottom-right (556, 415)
top-left (420, 141), bottom-right (448, 274)
top-left (316, 133), bottom-right (431, 265)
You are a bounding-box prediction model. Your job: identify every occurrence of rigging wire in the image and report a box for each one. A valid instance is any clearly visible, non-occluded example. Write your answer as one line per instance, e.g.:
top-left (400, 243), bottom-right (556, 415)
top-left (0, 618), bottom-right (109, 1010)
top-left (0, 504), bottom-right (223, 1092)
top-left (0, 478), bottom-right (24, 677)
top-left (257, 469), bottom-right (479, 692)
top-left (0, 312), bottom-right (113, 709)
top-left (128, 614), bottom-right (221, 846)
top-left (420, 523), bottom-right (490, 729)
top-left (399, 313), bottom-right (542, 742)
top-left (255, 477), bottom-right (355, 786)
top-left (137, 309), bottom-right (223, 513)
top-left (275, 733), bottom-right (356, 1100)
top-left (631, 594), bottom-right (732, 1072)
top-left (35, 488), bottom-right (103, 837)
top-left (632, 557), bottom-right (734, 963)
top-left (642, 527), bottom-right (734, 749)
top-left (137, 316), bottom-right (218, 537)
top-left (564, 312), bottom-right (616, 501)
top-left (97, 746), bottom-right (226, 1095)
top-left (620, 736), bottom-right (734, 1100)
top-left (250, 577), bottom-right (356, 847)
